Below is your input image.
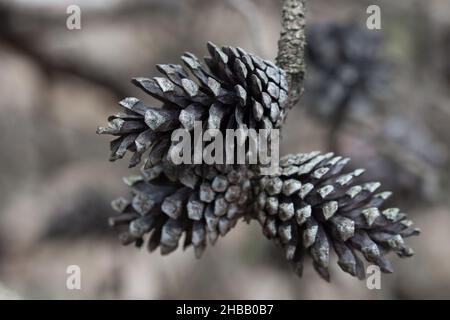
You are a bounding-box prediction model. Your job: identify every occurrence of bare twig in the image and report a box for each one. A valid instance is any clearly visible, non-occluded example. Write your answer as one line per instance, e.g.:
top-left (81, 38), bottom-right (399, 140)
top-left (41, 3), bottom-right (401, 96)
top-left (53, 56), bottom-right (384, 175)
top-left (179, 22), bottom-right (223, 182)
top-left (276, 0), bottom-right (306, 110)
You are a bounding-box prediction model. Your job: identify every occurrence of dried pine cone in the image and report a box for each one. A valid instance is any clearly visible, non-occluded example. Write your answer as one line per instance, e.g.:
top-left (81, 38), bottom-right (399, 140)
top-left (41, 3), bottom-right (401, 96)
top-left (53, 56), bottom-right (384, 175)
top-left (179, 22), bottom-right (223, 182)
top-left (304, 22), bottom-right (390, 118)
top-left (109, 164), bottom-right (254, 257)
top-left (253, 152), bottom-right (420, 281)
top-left (97, 42), bottom-right (288, 168)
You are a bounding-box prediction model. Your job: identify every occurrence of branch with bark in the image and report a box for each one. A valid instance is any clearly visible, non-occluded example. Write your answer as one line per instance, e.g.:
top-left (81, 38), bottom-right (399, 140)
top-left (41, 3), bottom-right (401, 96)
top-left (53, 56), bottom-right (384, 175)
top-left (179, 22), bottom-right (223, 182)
top-left (276, 0), bottom-right (306, 110)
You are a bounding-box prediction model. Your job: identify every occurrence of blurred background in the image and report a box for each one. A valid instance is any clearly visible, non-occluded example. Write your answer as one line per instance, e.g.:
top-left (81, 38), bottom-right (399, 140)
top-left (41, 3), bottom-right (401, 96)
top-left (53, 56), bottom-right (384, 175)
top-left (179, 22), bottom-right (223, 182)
top-left (0, 0), bottom-right (449, 299)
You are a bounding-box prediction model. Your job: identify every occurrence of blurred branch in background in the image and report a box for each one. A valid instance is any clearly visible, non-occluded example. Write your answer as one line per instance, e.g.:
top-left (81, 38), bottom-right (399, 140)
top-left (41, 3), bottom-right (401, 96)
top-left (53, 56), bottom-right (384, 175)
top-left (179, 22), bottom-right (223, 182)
top-left (226, 0), bottom-right (267, 57)
top-left (0, 0), bottom-right (191, 100)
top-left (0, 2), bottom-right (128, 99)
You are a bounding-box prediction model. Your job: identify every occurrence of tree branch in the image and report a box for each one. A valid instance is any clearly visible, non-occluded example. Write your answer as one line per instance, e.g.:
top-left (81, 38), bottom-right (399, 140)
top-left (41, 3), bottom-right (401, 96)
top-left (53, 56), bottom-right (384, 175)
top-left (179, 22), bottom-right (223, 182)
top-left (276, 0), bottom-right (306, 110)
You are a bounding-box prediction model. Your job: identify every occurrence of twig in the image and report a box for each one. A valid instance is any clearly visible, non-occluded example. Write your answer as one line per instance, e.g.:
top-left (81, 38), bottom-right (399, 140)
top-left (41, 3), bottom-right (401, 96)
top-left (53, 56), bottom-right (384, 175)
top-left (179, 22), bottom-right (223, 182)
top-left (276, 0), bottom-right (306, 110)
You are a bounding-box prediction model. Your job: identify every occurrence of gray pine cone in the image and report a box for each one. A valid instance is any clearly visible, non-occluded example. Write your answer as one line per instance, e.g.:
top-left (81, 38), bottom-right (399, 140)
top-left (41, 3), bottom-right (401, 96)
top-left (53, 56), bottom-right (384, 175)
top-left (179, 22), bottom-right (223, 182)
top-left (253, 152), bottom-right (420, 281)
top-left (304, 22), bottom-right (390, 118)
top-left (109, 164), bottom-right (254, 258)
top-left (97, 42), bottom-right (289, 168)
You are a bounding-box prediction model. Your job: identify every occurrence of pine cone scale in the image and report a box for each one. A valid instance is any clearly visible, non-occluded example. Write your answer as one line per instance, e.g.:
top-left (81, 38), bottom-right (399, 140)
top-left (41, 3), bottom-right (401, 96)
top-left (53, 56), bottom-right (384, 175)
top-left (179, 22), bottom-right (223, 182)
top-left (253, 152), bottom-right (419, 280)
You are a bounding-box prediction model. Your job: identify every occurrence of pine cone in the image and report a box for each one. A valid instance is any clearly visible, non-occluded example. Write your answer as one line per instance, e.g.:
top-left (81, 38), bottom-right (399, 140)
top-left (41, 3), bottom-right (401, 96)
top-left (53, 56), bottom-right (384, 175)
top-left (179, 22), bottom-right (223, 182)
top-left (109, 164), bottom-right (254, 257)
top-left (97, 42), bottom-right (288, 168)
top-left (304, 22), bottom-right (390, 118)
top-left (253, 152), bottom-right (420, 281)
